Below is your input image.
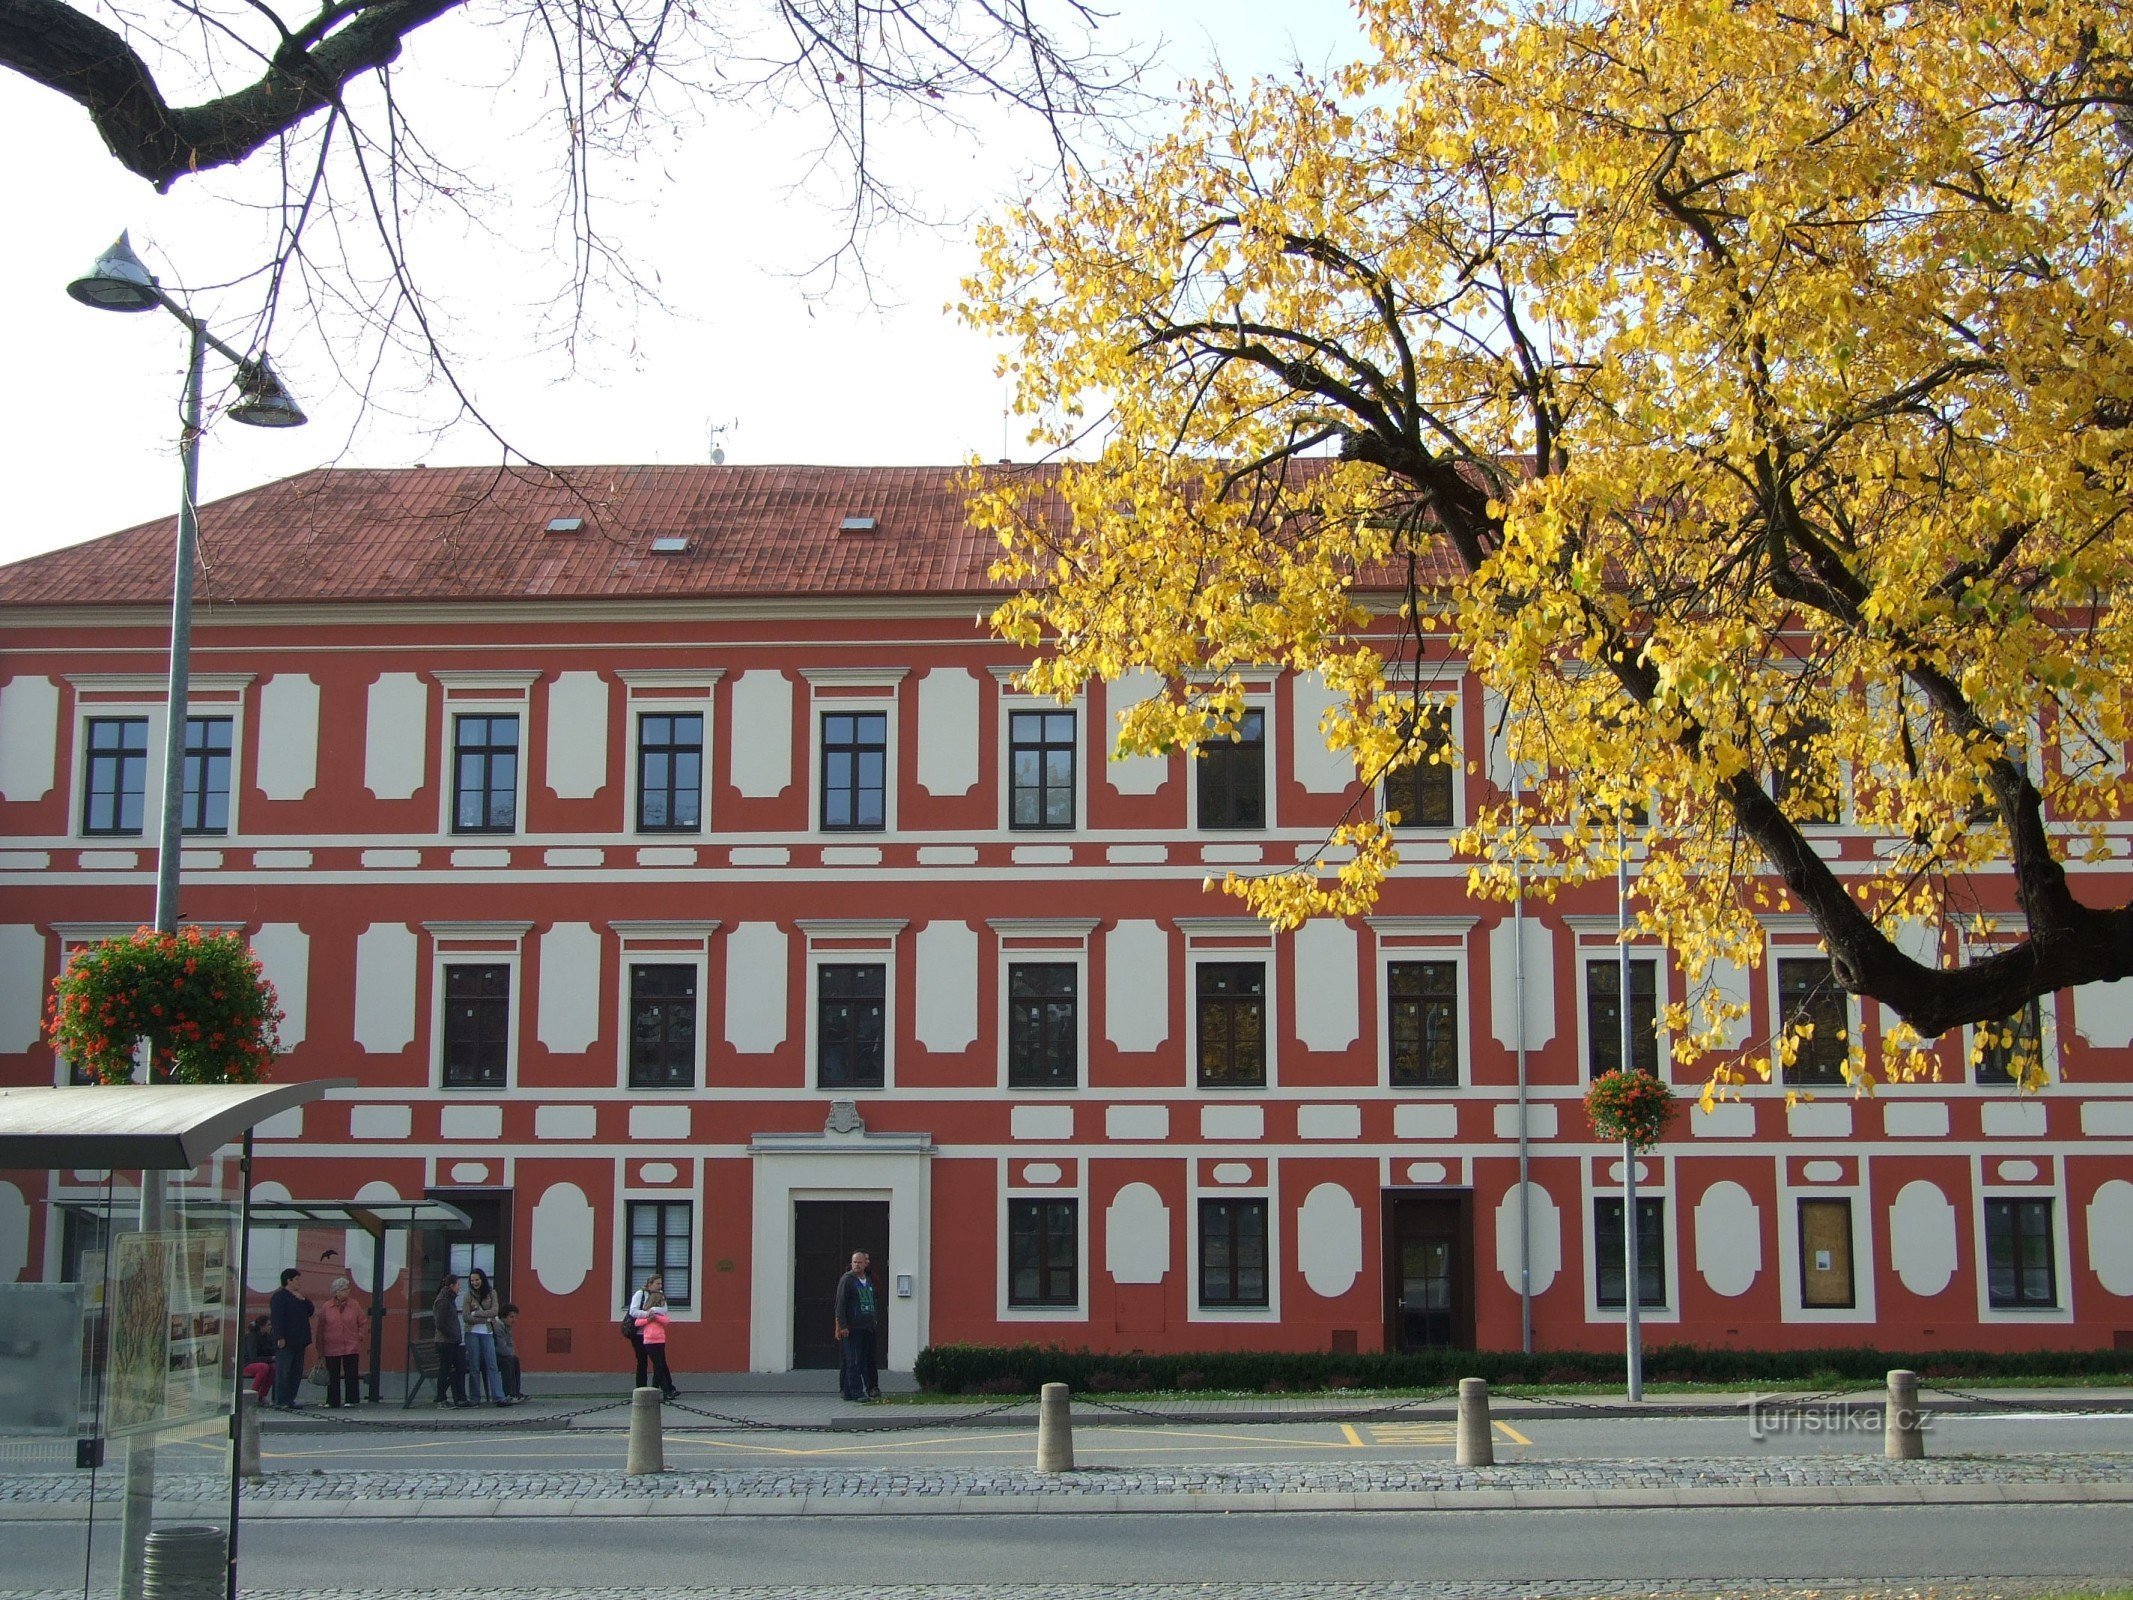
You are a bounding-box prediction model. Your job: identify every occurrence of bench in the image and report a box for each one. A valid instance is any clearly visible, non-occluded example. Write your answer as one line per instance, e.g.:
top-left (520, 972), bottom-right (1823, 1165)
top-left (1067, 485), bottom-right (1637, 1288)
top-left (403, 1338), bottom-right (442, 1408)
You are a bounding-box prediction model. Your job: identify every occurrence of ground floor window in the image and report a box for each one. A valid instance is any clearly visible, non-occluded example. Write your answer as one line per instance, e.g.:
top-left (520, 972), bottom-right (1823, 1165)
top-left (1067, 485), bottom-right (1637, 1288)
top-left (1984, 1197), bottom-right (2056, 1308)
top-left (1593, 1196), bottom-right (1666, 1309)
top-left (627, 1200), bottom-right (694, 1307)
top-left (1197, 1196), bottom-right (1269, 1308)
top-left (1007, 1198), bottom-right (1079, 1307)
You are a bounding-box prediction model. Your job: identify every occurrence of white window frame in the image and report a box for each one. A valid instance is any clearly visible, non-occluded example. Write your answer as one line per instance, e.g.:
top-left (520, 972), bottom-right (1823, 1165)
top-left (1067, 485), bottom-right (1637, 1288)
top-left (1581, 1159), bottom-right (1680, 1325)
top-left (1375, 687), bottom-right (1463, 832)
top-left (65, 672), bottom-right (253, 844)
top-left (802, 668), bottom-right (906, 836)
top-left (1972, 1155), bottom-right (2073, 1325)
top-left (1957, 933), bottom-right (2060, 1092)
top-left (434, 671), bottom-right (539, 838)
top-left (1566, 918), bottom-right (1671, 1082)
top-left (996, 1164), bottom-right (1089, 1323)
top-left (619, 670), bottom-right (723, 836)
top-left (989, 919), bottom-right (1097, 1091)
top-left (614, 1174), bottom-right (704, 1324)
top-left (426, 921), bottom-right (531, 1092)
top-left (1763, 921), bottom-right (1852, 1093)
top-left (1180, 918), bottom-right (1279, 1091)
top-left (797, 918), bottom-right (905, 1093)
top-left (1187, 1165), bottom-right (1281, 1323)
top-left (992, 673), bottom-right (1088, 836)
top-left (1778, 1167), bottom-right (1878, 1325)
top-left (1186, 684), bottom-right (1277, 833)
top-left (1367, 917), bottom-right (1477, 1091)
top-left (612, 920), bottom-right (719, 1092)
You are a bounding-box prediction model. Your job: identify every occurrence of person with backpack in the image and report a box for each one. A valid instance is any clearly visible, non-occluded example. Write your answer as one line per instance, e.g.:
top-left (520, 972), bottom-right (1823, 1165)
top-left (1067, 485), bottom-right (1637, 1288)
top-left (628, 1272), bottom-right (677, 1399)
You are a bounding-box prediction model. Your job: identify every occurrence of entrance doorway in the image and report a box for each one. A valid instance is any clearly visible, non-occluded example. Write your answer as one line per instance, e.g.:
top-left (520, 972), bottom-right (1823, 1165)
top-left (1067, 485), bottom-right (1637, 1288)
top-left (1383, 1191), bottom-right (1473, 1352)
top-left (792, 1199), bottom-right (888, 1369)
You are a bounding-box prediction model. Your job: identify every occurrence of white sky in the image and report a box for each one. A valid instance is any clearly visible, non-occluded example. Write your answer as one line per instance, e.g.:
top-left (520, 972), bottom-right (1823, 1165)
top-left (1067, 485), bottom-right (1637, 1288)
top-left (0, 1), bottom-right (1360, 567)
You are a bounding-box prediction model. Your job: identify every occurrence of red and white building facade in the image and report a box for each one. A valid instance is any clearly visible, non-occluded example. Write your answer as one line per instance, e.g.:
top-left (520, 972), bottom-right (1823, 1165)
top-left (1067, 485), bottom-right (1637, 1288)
top-left (1, 464), bottom-right (2129, 1373)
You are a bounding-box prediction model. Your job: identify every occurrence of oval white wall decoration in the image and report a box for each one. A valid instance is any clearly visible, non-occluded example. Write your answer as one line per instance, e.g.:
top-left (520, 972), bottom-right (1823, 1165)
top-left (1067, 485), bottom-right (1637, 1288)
top-left (343, 1179), bottom-right (405, 1290)
top-left (1405, 1162), bottom-right (1449, 1185)
top-left (1889, 1180), bottom-right (1959, 1298)
top-left (1021, 1163), bottom-right (1064, 1186)
top-left (637, 1163), bottom-right (680, 1185)
top-left (530, 1182), bottom-right (596, 1296)
top-left (0, 1181), bottom-right (27, 1282)
top-left (450, 1163), bottom-right (490, 1185)
top-left (1210, 1163), bottom-right (1254, 1186)
top-left (1693, 1181), bottom-right (1762, 1297)
top-left (1493, 1182), bottom-right (1561, 1297)
top-left (1995, 1159), bottom-right (2040, 1184)
top-left (1105, 1183), bottom-right (1170, 1284)
top-left (1606, 1161), bottom-right (1651, 1185)
top-left (1801, 1161), bottom-right (1845, 1183)
top-left (247, 1180), bottom-right (295, 1292)
top-left (1298, 1183), bottom-right (1363, 1298)
top-left (2088, 1180), bottom-right (2133, 1297)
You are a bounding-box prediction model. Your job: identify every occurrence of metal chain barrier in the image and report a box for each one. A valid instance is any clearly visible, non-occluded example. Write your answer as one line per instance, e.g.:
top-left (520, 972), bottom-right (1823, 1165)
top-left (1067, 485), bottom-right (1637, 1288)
top-left (306, 1394), bottom-right (635, 1430)
top-left (659, 1395), bottom-right (1041, 1433)
top-left (1075, 1384), bottom-right (1462, 1427)
top-left (1920, 1381), bottom-right (2133, 1414)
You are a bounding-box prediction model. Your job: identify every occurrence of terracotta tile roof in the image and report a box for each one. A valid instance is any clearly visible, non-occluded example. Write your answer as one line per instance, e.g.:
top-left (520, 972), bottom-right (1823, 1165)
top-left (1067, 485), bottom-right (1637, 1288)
top-left (0, 461), bottom-right (1461, 608)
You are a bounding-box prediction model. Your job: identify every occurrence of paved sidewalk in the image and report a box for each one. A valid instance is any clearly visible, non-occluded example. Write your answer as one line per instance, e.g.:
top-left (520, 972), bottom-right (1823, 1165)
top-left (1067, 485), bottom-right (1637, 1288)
top-left (0, 1586), bottom-right (2109, 1600)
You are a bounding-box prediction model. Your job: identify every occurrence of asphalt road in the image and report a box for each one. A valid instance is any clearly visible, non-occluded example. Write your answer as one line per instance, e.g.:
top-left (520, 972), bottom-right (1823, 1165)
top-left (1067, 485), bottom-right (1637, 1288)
top-left (11, 1506), bottom-right (2132, 1590)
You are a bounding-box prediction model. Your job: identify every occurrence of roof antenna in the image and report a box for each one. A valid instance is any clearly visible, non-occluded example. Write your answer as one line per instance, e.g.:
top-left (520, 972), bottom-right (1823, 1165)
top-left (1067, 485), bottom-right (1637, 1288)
top-left (708, 417), bottom-right (736, 466)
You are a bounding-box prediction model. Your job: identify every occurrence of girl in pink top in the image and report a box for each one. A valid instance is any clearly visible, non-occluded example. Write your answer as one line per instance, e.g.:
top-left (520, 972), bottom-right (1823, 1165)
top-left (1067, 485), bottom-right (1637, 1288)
top-left (633, 1274), bottom-right (677, 1399)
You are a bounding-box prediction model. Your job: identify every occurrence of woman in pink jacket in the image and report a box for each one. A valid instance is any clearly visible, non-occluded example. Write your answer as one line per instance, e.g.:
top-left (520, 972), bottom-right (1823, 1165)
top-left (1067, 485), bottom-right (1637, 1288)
top-left (313, 1278), bottom-right (370, 1408)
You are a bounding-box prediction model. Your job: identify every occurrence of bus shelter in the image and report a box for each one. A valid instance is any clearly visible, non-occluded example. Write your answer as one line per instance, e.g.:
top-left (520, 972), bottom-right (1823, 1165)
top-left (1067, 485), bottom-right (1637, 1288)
top-left (0, 1080), bottom-right (346, 1600)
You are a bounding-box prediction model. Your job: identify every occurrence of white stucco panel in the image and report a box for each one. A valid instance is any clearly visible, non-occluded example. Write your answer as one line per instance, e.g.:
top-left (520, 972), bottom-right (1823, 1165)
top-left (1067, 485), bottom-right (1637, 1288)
top-left (1704, 957), bottom-right (1753, 1050)
top-left (256, 674), bottom-right (319, 800)
top-left (1293, 918), bottom-right (1359, 1052)
top-left (1883, 1102), bottom-right (1950, 1139)
top-left (916, 668), bottom-right (980, 796)
top-left (728, 671), bottom-right (794, 798)
top-left (1104, 920), bottom-right (1170, 1053)
top-left (343, 1180), bottom-right (405, 1291)
top-left (1693, 1181), bottom-right (1762, 1297)
top-left (1981, 1100), bottom-right (2046, 1138)
top-left (1493, 1182), bottom-right (1561, 1297)
top-left (1291, 672), bottom-right (1352, 795)
top-left (530, 1182), bottom-right (597, 1297)
top-left (2087, 1180), bottom-right (2133, 1297)
top-left (0, 1181), bottom-right (27, 1282)
top-left (2073, 980), bottom-right (2133, 1050)
top-left (363, 673), bottom-right (429, 800)
top-left (352, 922), bottom-right (418, 1054)
top-left (249, 923), bottom-right (309, 1052)
top-left (1298, 1183), bottom-right (1363, 1298)
top-left (1104, 670), bottom-right (1169, 794)
top-left (543, 672), bottom-right (609, 799)
top-left (248, 1181), bottom-right (295, 1291)
top-left (536, 922), bottom-right (603, 1053)
top-left (724, 922), bottom-right (788, 1054)
top-left (1889, 1180), bottom-right (1959, 1298)
top-left (0, 676), bottom-right (59, 802)
top-left (1105, 1182), bottom-right (1170, 1284)
top-left (915, 921), bottom-right (979, 1052)
top-left (1488, 917), bottom-right (1555, 1051)
top-left (2082, 1101), bottom-right (2133, 1136)
top-left (0, 925), bottom-right (47, 1053)
top-left (1690, 1102), bottom-right (1755, 1139)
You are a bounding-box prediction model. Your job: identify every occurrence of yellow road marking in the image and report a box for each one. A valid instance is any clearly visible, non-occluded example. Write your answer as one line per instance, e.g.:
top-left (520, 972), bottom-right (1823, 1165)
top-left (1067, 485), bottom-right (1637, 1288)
top-left (1364, 1419), bottom-right (1533, 1448)
top-left (1340, 1423), bottom-right (1364, 1447)
top-left (1495, 1420), bottom-right (1532, 1446)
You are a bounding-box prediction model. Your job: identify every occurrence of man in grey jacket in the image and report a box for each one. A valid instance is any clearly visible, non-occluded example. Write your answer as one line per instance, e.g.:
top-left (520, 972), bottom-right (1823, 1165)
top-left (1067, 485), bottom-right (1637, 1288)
top-left (833, 1251), bottom-right (881, 1402)
top-left (432, 1274), bottom-right (468, 1407)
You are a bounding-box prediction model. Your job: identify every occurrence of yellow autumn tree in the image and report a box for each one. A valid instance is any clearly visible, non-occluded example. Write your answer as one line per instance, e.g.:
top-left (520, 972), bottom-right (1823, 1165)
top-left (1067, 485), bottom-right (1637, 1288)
top-left (961, 0), bottom-right (2133, 1085)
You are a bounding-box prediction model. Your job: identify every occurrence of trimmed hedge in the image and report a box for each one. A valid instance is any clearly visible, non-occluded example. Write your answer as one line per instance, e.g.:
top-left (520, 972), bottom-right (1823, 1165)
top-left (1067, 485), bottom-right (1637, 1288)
top-left (912, 1341), bottom-right (2133, 1395)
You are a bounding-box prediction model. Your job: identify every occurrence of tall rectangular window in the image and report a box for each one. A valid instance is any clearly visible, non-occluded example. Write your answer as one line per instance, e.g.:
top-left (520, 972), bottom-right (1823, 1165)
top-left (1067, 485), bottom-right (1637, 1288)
top-left (1769, 716), bottom-right (1841, 824)
top-left (1008, 1198), bottom-right (1079, 1307)
top-left (817, 962), bottom-right (887, 1089)
top-left (1387, 960), bottom-right (1458, 1087)
top-left (637, 713), bottom-right (703, 831)
top-left (1195, 961), bottom-right (1266, 1087)
top-left (1007, 962), bottom-right (1078, 1088)
top-left (81, 716), bottom-right (149, 835)
top-left (1984, 1197), bottom-right (2056, 1308)
top-left (626, 1200), bottom-right (694, 1307)
top-left (627, 963), bottom-right (697, 1089)
top-left (820, 711), bottom-right (887, 830)
top-left (1798, 1197), bottom-right (1856, 1309)
top-left (1593, 1196), bottom-right (1667, 1309)
top-left (1198, 1197), bottom-right (1269, 1307)
top-left (452, 714), bottom-right (520, 833)
top-left (1977, 998), bottom-right (2043, 1085)
top-left (181, 715), bottom-right (232, 835)
top-left (1197, 708), bottom-right (1266, 829)
top-left (1009, 709), bottom-right (1076, 830)
top-left (1586, 957), bottom-right (1658, 1078)
top-left (441, 964), bottom-right (511, 1087)
top-left (1382, 703), bottom-right (1453, 828)
top-left (1777, 956), bottom-right (1849, 1085)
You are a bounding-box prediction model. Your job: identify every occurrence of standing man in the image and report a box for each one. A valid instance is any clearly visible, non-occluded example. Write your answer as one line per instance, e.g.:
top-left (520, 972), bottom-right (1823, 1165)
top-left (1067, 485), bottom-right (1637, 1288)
top-left (267, 1267), bottom-right (313, 1411)
top-left (833, 1250), bottom-right (881, 1402)
top-left (432, 1273), bottom-right (468, 1408)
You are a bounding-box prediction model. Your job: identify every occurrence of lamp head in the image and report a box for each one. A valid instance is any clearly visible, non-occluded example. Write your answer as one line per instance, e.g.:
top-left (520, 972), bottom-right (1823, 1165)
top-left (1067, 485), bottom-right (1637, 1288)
top-left (66, 232), bottom-right (162, 313)
top-left (227, 359), bottom-right (307, 429)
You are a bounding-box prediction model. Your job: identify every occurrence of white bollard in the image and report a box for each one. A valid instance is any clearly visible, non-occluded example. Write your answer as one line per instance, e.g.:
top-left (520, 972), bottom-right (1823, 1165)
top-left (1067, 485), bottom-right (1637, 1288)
top-left (625, 1386), bottom-right (666, 1475)
top-left (1455, 1377), bottom-right (1494, 1467)
top-left (1036, 1381), bottom-right (1075, 1473)
top-left (235, 1391), bottom-right (262, 1480)
top-left (1885, 1369), bottom-right (1924, 1460)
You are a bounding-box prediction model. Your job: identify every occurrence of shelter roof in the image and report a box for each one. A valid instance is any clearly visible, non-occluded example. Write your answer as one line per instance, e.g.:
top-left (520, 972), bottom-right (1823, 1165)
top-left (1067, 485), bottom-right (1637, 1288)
top-left (0, 1081), bottom-right (348, 1169)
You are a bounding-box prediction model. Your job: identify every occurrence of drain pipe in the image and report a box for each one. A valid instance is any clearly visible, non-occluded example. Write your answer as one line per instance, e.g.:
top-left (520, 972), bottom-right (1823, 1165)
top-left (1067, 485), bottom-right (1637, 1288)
top-left (1619, 813), bottom-right (1644, 1402)
top-left (1514, 761), bottom-right (1531, 1355)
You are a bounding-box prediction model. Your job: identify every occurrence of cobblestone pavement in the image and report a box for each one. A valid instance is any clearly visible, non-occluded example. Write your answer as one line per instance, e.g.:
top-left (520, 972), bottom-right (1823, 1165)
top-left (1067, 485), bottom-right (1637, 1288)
top-left (4, 1455), bottom-right (2132, 1507)
top-left (0, 1583), bottom-right (2109, 1599)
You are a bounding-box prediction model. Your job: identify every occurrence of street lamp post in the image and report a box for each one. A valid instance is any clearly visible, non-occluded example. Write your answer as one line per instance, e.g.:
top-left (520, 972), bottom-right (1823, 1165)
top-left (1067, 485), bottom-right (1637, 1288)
top-left (67, 232), bottom-right (306, 1600)
top-left (66, 232), bottom-right (307, 936)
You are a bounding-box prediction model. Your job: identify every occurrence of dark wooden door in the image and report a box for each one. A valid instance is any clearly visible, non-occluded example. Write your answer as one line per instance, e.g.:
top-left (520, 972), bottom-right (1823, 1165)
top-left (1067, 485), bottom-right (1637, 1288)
top-left (792, 1200), bottom-right (889, 1369)
top-left (1384, 1192), bottom-right (1473, 1352)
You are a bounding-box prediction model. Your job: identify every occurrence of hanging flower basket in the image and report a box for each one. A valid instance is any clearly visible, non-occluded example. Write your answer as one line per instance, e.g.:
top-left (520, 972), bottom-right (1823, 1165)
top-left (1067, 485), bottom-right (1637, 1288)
top-left (47, 927), bottom-right (280, 1085)
top-left (1585, 1068), bottom-right (1676, 1152)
